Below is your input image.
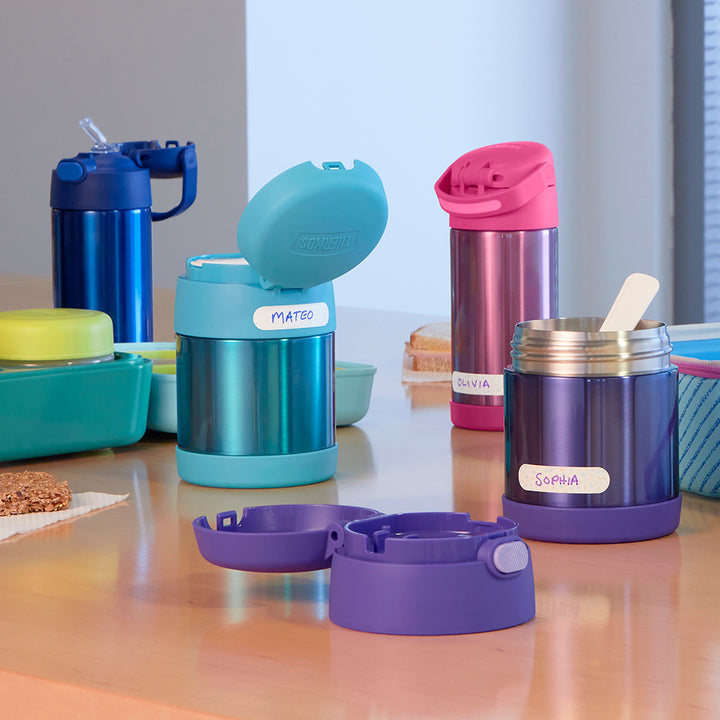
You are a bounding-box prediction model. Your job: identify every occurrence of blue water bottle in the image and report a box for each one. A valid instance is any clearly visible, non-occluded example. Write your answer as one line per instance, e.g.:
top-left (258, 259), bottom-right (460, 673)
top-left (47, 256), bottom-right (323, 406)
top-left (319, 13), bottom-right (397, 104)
top-left (51, 117), bottom-right (197, 342)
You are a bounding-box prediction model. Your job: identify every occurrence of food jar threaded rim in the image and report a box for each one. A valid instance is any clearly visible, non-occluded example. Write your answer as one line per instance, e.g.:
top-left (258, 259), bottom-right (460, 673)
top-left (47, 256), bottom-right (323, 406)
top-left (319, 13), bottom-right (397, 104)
top-left (510, 317), bottom-right (673, 376)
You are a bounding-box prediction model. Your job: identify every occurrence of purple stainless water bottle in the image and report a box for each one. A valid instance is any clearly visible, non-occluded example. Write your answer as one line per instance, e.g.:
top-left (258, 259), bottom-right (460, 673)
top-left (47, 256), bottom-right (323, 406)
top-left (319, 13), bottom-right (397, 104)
top-left (435, 142), bottom-right (558, 431)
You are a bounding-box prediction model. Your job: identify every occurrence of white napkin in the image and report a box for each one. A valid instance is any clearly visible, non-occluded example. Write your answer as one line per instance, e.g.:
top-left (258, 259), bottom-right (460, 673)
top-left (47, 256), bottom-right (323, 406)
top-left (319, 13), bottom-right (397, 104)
top-left (0, 491), bottom-right (129, 541)
top-left (401, 352), bottom-right (452, 383)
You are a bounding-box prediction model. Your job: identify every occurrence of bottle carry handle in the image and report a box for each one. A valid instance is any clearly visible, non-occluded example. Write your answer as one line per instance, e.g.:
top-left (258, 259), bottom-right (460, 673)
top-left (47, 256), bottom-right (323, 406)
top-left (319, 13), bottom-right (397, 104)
top-left (435, 161), bottom-right (555, 218)
top-left (122, 141), bottom-right (198, 222)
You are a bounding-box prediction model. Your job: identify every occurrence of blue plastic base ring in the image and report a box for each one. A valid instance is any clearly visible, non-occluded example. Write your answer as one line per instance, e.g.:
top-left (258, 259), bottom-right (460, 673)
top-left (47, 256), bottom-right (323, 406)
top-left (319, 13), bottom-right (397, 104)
top-left (176, 444), bottom-right (338, 488)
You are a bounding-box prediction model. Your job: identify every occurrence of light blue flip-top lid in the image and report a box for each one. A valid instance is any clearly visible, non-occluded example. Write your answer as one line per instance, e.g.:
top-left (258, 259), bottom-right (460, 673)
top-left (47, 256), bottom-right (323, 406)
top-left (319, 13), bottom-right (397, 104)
top-left (175, 254), bottom-right (337, 340)
top-left (237, 161), bottom-right (388, 289)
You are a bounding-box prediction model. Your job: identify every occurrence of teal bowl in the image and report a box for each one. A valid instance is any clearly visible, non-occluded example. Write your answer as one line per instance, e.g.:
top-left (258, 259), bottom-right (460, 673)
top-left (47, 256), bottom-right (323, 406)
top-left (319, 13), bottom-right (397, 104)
top-left (116, 343), bottom-right (376, 433)
top-left (335, 361), bottom-right (377, 426)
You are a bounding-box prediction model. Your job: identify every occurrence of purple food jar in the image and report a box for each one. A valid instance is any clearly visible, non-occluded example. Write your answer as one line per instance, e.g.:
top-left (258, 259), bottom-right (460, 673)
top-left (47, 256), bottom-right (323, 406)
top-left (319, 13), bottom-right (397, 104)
top-left (502, 317), bottom-right (681, 543)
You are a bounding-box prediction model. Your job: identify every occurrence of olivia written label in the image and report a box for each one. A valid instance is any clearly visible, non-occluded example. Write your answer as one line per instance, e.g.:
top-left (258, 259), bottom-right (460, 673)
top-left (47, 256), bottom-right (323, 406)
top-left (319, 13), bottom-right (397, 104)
top-left (253, 302), bottom-right (330, 331)
top-left (519, 464), bottom-right (610, 494)
top-left (452, 371), bottom-right (504, 396)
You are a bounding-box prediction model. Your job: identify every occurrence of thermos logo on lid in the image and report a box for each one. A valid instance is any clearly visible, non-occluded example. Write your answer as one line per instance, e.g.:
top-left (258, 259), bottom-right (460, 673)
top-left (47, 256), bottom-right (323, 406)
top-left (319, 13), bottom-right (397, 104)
top-left (291, 231), bottom-right (359, 255)
top-left (253, 302), bottom-right (330, 331)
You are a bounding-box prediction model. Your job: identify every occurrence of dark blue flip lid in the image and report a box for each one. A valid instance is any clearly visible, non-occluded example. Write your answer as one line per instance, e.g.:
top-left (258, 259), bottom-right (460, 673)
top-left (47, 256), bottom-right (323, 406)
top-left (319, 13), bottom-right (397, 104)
top-left (50, 140), bottom-right (197, 218)
top-left (51, 151), bottom-right (151, 211)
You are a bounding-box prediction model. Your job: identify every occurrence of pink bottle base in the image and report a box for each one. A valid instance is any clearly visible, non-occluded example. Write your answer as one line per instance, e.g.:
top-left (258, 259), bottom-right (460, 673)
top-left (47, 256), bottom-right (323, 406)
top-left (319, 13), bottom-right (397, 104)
top-left (450, 401), bottom-right (504, 432)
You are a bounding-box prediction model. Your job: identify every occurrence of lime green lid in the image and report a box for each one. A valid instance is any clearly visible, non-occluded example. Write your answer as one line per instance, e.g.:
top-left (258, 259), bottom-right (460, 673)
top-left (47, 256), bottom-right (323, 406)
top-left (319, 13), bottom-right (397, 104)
top-left (0, 308), bottom-right (114, 361)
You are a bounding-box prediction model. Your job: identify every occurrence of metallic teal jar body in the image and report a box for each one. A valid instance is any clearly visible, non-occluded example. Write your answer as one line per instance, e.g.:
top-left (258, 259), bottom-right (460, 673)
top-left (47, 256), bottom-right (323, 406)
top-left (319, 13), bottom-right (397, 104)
top-left (176, 334), bottom-right (334, 456)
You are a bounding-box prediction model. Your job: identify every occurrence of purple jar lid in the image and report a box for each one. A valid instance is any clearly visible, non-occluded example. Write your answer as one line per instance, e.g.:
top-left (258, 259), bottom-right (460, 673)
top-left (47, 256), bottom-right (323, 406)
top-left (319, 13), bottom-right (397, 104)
top-left (193, 504), bottom-right (381, 573)
top-left (327, 512), bottom-right (535, 635)
top-left (193, 505), bottom-right (536, 635)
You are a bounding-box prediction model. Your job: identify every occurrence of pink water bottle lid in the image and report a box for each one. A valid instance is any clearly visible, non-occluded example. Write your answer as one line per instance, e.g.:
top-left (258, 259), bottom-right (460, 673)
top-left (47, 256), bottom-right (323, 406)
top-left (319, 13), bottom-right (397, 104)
top-left (435, 142), bottom-right (558, 232)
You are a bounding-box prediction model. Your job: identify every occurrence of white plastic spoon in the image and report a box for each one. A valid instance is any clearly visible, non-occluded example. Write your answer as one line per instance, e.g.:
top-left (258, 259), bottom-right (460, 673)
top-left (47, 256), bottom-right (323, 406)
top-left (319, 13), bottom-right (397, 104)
top-left (599, 273), bottom-right (660, 332)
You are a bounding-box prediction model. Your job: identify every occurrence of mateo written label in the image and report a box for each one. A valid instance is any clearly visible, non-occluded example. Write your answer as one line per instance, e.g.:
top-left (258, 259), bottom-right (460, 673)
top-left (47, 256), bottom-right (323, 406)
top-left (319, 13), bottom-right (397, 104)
top-left (452, 371), bottom-right (504, 396)
top-left (253, 302), bottom-right (330, 331)
top-left (519, 464), bottom-right (611, 494)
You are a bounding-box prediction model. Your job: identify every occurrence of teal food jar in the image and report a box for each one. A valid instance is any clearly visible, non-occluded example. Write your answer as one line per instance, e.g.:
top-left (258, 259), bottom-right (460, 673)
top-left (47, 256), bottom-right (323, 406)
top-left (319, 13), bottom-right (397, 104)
top-left (175, 161), bottom-right (388, 488)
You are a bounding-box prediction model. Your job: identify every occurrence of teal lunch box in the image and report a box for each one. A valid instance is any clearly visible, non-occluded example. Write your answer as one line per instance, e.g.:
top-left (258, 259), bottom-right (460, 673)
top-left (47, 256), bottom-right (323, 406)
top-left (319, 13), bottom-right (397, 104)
top-left (0, 308), bottom-right (151, 462)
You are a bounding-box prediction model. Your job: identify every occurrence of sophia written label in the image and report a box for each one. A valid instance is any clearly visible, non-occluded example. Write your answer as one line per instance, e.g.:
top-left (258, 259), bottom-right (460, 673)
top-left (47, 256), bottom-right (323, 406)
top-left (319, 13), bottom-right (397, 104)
top-left (253, 302), bottom-right (330, 331)
top-left (452, 371), bottom-right (504, 396)
top-left (518, 464), bottom-right (610, 494)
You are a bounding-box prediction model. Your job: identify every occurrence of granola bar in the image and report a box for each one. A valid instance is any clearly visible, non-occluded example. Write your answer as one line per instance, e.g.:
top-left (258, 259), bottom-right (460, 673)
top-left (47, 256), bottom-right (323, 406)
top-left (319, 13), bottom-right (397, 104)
top-left (0, 471), bottom-right (72, 516)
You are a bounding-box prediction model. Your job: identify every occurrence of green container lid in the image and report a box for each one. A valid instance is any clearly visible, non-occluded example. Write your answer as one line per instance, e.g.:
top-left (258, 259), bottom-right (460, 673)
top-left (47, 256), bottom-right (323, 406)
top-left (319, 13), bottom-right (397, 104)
top-left (0, 308), bottom-right (114, 362)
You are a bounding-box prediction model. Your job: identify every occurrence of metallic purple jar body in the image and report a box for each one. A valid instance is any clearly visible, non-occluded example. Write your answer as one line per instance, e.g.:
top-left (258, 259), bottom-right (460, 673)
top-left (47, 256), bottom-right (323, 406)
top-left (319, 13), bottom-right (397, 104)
top-left (504, 369), bottom-right (679, 508)
top-left (450, 228), bottom-right (558, 431)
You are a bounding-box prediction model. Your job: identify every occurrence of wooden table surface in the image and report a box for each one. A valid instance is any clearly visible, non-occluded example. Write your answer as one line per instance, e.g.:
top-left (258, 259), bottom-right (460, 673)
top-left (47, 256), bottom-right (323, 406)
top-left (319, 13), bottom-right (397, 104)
top-left (0, 276), bottom-right (718, 719)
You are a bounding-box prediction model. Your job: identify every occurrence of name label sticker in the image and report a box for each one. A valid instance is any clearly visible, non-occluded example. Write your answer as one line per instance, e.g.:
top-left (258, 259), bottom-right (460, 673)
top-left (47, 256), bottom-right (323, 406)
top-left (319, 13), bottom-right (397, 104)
top-left (519, 464), bottom-right (611, 494)
top-left (452, 371), bottom-right (504, 396)
top-left (253, 302), bottom-right (330, 331)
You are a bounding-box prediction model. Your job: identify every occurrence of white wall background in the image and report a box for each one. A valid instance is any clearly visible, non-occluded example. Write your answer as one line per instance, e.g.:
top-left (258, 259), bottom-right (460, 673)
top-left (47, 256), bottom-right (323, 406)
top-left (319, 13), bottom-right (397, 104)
top-left (247, 0), bottom-right (674, 320)
top-left (0, 1), bottom-right (674, 322)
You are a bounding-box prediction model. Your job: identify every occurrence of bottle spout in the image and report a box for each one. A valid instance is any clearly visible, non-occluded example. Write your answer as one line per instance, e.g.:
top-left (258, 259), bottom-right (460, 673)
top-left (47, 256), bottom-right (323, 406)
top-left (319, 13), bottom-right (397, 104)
top-left (79, 117), bottom-right (118, 153)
